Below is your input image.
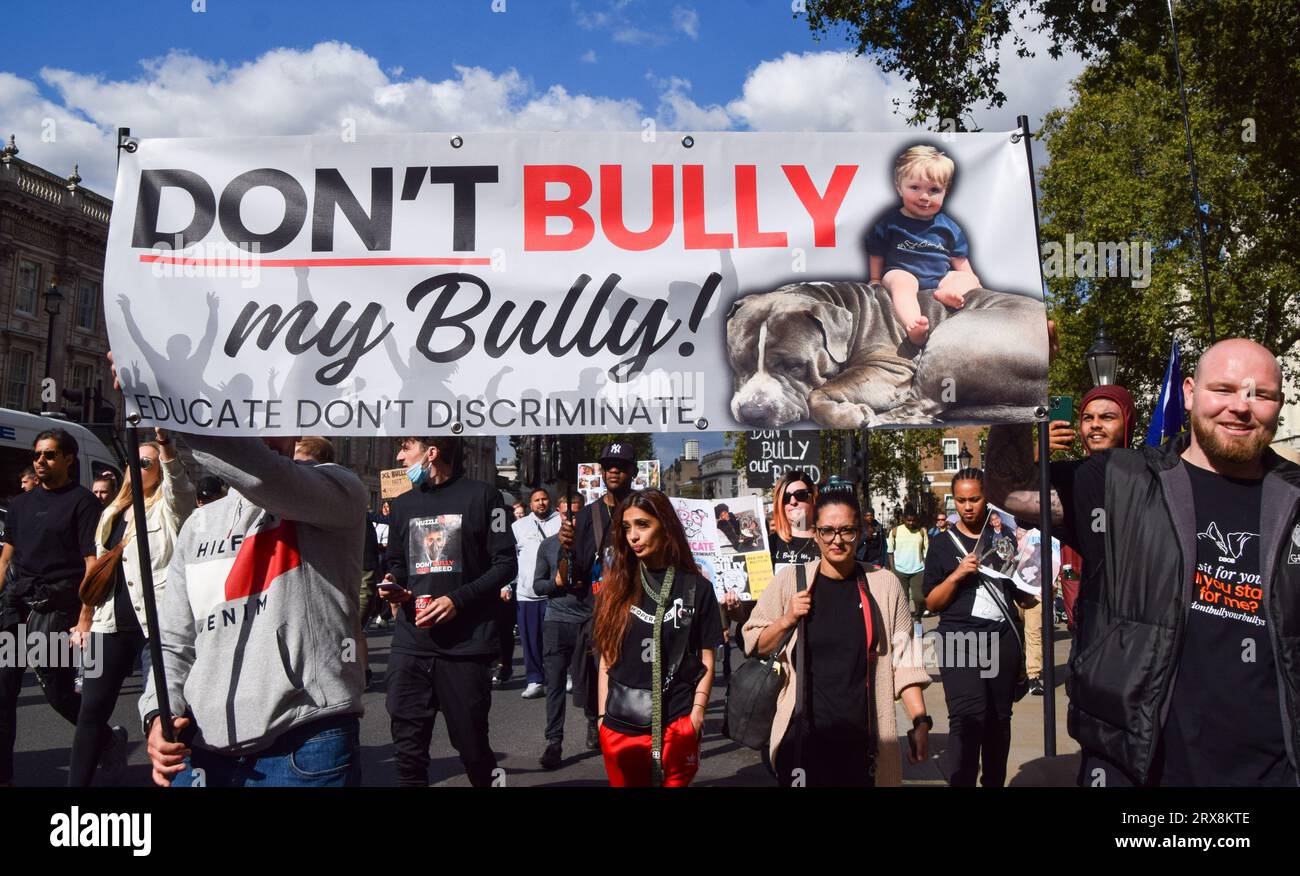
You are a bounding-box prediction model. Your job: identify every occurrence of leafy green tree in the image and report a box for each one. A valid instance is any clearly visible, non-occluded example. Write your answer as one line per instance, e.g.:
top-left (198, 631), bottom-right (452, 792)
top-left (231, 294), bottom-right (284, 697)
top-left (1039, 29), bottom-right (1300, 420)
top-left (805, 0), bottom-right (1300, 421)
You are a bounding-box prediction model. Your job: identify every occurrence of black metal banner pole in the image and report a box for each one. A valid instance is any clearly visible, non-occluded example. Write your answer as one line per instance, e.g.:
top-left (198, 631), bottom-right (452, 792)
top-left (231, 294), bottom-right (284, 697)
top-left (1165, 0), bottom-right (1217, 343)
top-left (1016, 114), bottom-right (1056, 757)
top-left (117, 126), bottom-right (175, 743)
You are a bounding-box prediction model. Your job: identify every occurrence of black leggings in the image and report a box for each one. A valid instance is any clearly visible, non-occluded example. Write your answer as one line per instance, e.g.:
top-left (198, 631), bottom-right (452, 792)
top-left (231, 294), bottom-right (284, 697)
top-left (938, 626), bottom-right (1020, 787)
top-left (68, 631), bottom-right (145, 787)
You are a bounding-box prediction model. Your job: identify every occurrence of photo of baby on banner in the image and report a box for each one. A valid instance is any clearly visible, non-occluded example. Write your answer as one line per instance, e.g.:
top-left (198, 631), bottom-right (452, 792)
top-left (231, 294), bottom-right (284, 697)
top-left (724, 143), bottom-right (1048, 431)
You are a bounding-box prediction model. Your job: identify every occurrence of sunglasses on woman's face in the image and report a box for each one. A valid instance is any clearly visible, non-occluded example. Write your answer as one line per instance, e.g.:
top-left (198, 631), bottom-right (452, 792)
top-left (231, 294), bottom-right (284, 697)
top-left (139, 456), bottom-right (155, 470)
top-left (784, 489), bottom-right (811, 505)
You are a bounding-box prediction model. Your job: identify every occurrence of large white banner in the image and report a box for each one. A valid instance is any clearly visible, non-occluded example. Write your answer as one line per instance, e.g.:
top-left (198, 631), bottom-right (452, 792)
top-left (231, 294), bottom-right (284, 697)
top-left (104, 131), bottom-right (1048, 436)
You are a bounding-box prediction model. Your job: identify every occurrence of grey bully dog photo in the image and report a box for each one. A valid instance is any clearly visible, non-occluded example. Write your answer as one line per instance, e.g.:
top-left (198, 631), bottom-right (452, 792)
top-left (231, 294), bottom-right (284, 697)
top-left (726, 280), bottom-right (1048, 429)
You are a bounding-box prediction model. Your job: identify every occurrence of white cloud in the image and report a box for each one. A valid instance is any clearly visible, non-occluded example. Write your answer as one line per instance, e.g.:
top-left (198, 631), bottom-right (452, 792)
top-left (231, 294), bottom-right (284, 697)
top-left (726, 52), bottom-right (914, 132)
top-left (612, 26), bottom-right (663, 46)
top-left (580, 49), bottom-right (598, 63)
top-left (0, 26), bottom-right (1084, 197)
top-left (656, 77), bottom-right (730, 131)
top-left (6, 42), bottom-right (644, 194)
top-left (672, 6), bottom-right (700, 40)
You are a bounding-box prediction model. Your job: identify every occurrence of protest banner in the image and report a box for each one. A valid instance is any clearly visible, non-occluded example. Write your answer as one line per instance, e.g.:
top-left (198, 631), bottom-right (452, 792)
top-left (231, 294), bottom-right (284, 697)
top-left (104, 131), bottom-right (1048, 436)
top-left (744, 429), bottom-right (821, 488)
top-left (670, 494), bottom-right (771, 600)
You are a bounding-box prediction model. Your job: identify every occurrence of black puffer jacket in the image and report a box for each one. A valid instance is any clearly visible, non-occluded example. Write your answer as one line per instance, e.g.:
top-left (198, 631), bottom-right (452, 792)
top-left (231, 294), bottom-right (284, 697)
top-left (1067, 433), bottom-right (1300, 784)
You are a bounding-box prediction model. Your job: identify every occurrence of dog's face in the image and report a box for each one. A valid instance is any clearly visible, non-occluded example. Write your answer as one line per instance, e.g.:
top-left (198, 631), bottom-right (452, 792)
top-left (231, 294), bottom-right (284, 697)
top-left (726, 289), bottom-right (854, 427)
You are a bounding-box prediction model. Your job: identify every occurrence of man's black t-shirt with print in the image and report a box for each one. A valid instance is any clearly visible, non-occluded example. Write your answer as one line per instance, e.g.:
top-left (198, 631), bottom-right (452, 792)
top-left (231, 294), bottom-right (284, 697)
top-left (604, 568), bottom-right (723, 736)
top-left (804, 571), bottom-right (870, 743)
top-left (1156, 461), bottom-right (1294, 786)
top-left (1055, 453), bottom-right (1295, 786)
top-left (2, 483), bottom-right (99, 622)
top-left (386, 475), bottom-right (517, 659)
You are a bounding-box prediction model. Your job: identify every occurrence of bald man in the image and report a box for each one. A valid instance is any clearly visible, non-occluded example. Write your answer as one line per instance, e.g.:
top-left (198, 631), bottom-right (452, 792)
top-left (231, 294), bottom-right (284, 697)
top-left (992, 338), bottom-right (1298, 787)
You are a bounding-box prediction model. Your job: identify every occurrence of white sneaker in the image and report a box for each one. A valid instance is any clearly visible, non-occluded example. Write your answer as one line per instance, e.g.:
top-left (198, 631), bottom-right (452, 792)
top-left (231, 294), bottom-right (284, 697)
top-left (521, 682), bottom-right (545, 699)
top-left (566, 675), bottom-right (573, 693)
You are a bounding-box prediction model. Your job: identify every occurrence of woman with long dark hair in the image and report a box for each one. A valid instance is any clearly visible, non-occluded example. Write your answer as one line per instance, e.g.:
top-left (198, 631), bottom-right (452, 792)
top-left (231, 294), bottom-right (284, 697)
top-left (68, 429), bottom-right (195, 786)
top-left (923, 467), bottom-right (1027, 787)
top-left (594, 489), bottom-right (723, 787)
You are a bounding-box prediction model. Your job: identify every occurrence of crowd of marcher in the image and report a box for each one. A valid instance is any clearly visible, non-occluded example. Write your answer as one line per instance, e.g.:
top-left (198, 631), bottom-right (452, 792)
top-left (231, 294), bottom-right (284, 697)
top-left (0, 333), bottom-right (1294, 789)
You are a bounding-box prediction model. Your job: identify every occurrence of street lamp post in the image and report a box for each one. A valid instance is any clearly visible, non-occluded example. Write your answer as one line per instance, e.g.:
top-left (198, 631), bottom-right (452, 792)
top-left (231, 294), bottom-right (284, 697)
top-left (1086, 323), bottom-right (1119, 387)
top-left (42, 278), bottom-right (63, 412)
top-left (958, 443), bottom-right (973, 471)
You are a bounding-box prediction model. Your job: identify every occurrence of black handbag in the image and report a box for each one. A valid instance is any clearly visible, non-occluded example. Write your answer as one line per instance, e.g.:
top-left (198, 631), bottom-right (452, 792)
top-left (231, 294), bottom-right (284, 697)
top-left (724, 565), bottom-right (808, 751)
top-left (604, 573), bottom-right (697, 731)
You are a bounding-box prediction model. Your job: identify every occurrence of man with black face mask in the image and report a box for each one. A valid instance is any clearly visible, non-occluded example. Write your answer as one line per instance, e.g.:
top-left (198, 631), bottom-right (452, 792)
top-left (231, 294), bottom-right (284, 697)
top-left (556, 441), bottom-right (637, 752)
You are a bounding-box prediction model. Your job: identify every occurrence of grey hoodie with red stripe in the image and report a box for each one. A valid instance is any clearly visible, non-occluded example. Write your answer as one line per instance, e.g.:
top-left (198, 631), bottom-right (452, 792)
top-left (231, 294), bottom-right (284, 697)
top-left (139, 435), bottom-right (368, 754)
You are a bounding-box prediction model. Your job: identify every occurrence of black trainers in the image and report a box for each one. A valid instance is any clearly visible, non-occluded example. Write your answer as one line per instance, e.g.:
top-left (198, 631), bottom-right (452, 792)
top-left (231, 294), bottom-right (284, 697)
top-left (539, 741), bottom-right (562, 770)
top-left (586, 722), bottom-right (600, 750)
top-left (99, 725), bottom-right (129, 786)
top-left (1029, 676), bottom-right (1045, 696)
top-left (492, 665), bottom-right (513, 687)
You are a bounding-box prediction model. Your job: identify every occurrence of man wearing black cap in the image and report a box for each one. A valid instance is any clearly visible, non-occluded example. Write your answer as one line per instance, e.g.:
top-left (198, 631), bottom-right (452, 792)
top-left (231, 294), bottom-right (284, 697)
top-left (555, 441), bottom-right (637, 752)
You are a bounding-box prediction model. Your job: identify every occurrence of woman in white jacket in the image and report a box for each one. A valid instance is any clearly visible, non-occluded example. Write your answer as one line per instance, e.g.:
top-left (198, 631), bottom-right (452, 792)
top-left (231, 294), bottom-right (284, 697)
top-left (67, 429), bottom-right (195, 786)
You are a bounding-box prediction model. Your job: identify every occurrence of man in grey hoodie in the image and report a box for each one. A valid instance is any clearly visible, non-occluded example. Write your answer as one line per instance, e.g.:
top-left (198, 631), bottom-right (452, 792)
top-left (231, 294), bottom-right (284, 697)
top-left (140, 433), bottom-right (369, 787)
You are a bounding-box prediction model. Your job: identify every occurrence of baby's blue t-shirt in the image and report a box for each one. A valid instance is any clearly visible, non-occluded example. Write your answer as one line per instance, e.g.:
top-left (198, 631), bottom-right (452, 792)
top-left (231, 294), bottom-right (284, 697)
top-left (865, 210), bottom-right (969, 290)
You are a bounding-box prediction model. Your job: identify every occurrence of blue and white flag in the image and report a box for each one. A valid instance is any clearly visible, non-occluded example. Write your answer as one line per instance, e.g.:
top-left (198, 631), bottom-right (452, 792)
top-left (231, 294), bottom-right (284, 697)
top-left (1146, 338), bottom-right (1184, 446)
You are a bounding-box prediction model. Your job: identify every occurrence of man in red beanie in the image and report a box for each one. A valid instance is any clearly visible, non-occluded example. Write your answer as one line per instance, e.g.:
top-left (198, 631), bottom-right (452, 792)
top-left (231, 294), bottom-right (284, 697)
top-left (1046, 384), bottom-right (1138, 629)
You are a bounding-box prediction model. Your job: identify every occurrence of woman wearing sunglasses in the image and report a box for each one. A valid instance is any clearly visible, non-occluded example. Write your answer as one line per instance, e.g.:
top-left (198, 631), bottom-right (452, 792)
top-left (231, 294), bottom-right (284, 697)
top-left (594, 489), bottom-right (723, 786)
top-left (67, 429), bottom-right (196, 786)
top-left (743, 490), bottom-right (931, 787)
top-left (769, 471), bottom-right (820, 574)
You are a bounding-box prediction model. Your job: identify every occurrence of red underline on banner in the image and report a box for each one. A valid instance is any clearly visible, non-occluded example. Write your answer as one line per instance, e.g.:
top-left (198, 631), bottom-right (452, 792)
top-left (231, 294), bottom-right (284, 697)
top-left (137, 255), bottom-right (492, 267)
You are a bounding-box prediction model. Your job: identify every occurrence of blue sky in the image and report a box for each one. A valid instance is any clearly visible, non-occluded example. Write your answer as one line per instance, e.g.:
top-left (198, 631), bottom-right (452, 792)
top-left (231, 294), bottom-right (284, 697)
top-left (2, 0), bottom-right (1085, 468)
top-left (3, 0), bottom-right (823, 120)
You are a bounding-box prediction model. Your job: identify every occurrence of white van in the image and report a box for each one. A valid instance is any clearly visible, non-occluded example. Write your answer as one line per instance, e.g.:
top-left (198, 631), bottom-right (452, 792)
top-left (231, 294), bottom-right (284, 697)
top-left (0, 408), bottom-right (122, 509)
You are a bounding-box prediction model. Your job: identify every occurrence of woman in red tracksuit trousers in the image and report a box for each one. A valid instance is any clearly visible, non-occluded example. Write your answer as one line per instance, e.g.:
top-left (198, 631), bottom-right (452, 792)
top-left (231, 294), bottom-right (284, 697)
top-left (594, 489), bottom-right (722, 787)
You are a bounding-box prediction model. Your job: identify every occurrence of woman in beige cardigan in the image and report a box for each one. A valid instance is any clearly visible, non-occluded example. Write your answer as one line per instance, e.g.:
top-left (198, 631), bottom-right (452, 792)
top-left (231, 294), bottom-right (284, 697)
top-left (742, 490), bottom-right (931, 787)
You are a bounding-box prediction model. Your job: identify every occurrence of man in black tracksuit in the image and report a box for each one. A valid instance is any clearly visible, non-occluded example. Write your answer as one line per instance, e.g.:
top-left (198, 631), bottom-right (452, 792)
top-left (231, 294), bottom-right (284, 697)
top-left (990, 338), bottom-right (1300, 787)
top-left (555, 442), bottom-right (637, 752)
top-left (381, 436), bottom-right (516, 787)
top-left (534, 526), bottom-right (597, 769)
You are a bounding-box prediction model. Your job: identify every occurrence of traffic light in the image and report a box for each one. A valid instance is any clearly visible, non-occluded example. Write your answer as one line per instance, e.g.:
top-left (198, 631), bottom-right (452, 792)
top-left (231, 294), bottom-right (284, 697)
top-left (61, 387), bottom-right (90, 423)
